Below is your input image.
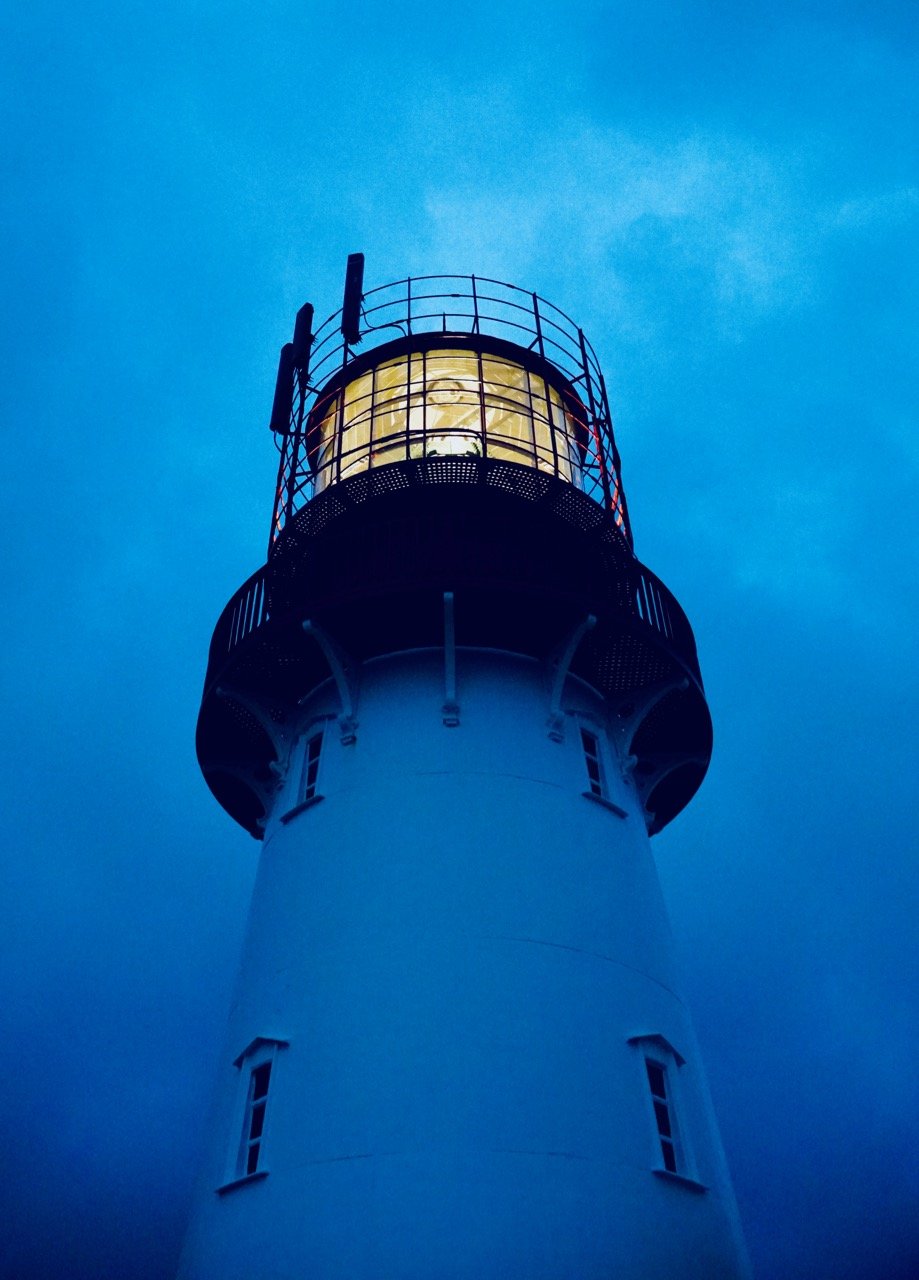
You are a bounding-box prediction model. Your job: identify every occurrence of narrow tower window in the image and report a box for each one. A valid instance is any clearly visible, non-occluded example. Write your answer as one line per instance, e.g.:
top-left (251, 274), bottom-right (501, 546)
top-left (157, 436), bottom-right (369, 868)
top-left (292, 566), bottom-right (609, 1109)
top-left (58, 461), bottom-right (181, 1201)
top-left (627, 1032), bottom-right (703, 1188)
top-left (220, 1037), bottom-right (288, 1192)
top-left (645, 1057), bottom-right (678, 1173)
top-left (580, 727), bottom-right (605, 797)
top-left (301, 730), bottom-right (323, 802)
top-left (240, 1061), bottom-right (272, 1177)
top-left (280, 730), bottom-right (326, 825)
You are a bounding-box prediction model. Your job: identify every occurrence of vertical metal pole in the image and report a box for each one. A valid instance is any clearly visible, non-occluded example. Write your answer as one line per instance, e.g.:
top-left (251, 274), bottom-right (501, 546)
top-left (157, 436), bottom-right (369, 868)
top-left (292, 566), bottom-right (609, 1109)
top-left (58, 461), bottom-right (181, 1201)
top-left (532, 294), bottom-right (545, 360)
top-left (471, 275), bottom-right (480, 335)
top-left (524, 368), bottom-right (538, 471)
top-left (407, 350), bottom-right (415, 463)
top-left (406, 276), bottom-right (413, 337)
top-left (597, 368), bottom-right (632, 545)
top-left (543, 375), bottom-right (559, 479)
top-left (368, 363), bottom-right (377, 473)
top-left (269, 443), bottom-right (286, 555)
top-left (287, 384), bottom-right (306, 532)
top-left (335, 384), bottom-right (345, 487)
top-left (534, 301), bottom-right (562, 479)
top-left (578, 328), bottom-right (611, 510)
top-left (475, 348), bottom-right (488, 459)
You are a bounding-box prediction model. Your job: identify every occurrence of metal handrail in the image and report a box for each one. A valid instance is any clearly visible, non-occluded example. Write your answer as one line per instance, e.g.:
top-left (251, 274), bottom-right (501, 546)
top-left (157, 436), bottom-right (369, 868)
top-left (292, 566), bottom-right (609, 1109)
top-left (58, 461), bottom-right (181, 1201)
top-left (305, 275), bottom-right (609, 412)
top-left (208, 478), bottom-right (688, 678)
top-left (207, 555), bottom-right (689, 674)
top-left (269, 274), bottom-right (631, 551)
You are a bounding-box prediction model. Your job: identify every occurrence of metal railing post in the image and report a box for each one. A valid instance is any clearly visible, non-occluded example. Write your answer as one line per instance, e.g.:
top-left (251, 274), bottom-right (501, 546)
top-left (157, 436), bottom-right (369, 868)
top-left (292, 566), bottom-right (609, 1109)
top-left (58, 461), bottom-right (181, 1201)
top-left (578, 327), bottom-right (611, 511)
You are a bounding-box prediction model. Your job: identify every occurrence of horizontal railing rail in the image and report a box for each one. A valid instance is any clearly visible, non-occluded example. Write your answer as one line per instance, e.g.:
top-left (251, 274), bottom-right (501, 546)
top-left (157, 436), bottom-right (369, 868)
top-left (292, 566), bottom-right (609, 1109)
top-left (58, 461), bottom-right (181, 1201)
top-left (270, 275), bottom-right (631, 552)
top-left (207, 471), bottom-right (691, 684)
top-left (305, 275), bottom-right (606, 393)
top-left (207, 551), bottom-right (692, 681)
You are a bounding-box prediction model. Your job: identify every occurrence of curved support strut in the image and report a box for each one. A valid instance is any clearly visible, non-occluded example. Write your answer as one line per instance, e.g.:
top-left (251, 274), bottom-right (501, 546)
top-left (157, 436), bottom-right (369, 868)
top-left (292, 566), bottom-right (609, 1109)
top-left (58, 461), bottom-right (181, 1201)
top-left (302, 620), bottom-right (359, 743)
top-left (545, 614), bottom-right (597, 740)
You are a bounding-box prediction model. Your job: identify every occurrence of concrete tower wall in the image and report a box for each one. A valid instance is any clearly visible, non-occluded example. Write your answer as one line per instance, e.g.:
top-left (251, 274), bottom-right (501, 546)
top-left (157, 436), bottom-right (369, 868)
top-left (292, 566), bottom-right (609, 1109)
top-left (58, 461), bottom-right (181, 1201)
top-left (178, 651), bottom-right (750, 1279)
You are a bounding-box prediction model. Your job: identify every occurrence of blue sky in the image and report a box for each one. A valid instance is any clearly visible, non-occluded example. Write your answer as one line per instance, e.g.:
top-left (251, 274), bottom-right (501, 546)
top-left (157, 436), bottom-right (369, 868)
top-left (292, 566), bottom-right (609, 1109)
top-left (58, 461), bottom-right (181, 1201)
top-left (2, 2), bottom-right (917, 1276)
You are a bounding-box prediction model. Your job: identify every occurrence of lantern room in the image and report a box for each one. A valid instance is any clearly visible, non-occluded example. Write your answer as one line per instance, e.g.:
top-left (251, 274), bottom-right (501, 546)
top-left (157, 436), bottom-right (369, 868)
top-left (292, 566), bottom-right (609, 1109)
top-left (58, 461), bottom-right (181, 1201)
top-left (307, 338), bottom-right (586, 493)
top-left (269, 263), bottom-right (631, 549)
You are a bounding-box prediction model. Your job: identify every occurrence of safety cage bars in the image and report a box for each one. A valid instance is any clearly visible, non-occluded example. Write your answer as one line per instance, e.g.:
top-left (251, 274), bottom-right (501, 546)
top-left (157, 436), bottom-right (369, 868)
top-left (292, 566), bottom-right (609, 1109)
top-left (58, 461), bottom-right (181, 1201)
top-left (269, 274), bottom-right (632, 551)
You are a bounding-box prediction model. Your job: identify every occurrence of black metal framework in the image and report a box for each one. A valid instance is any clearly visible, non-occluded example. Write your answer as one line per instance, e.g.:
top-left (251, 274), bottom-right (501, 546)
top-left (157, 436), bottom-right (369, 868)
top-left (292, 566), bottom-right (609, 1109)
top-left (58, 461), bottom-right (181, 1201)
top-left (270, 274), bottom-right (631, 552)
top-left (197, 454), bottom-right (712, 838)
top-left (197, 261), bottom-right (713, 841)
top-left (213, 467), bottom-right (684, 674)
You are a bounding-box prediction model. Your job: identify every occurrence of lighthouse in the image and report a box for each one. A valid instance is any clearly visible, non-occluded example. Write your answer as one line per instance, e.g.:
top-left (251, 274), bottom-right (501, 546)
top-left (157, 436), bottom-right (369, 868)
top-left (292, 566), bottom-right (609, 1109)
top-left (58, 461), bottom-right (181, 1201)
top-left (178, 258), bottom-right (751, 1279)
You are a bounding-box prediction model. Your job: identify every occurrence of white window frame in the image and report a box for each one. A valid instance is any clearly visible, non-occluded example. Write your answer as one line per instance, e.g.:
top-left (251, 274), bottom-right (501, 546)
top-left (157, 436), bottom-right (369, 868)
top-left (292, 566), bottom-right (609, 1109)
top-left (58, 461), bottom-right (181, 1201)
top-left (644, 1054), bottom-right (683, 1175)
top-left (300, 728), bottom-right (324, 803)
top-left (578, 722), bottom-right (627, 817)
top-left (280, 724), bottom-right (328, 825)
top-left (580, 725), bottom-right (605, 796)
top-left (627, 1033), bottom-right (705, 1191)
top-left (238, 1057), bottom-right (273, 1178)
top-left (218, 1036), bottom-right (288, 1193)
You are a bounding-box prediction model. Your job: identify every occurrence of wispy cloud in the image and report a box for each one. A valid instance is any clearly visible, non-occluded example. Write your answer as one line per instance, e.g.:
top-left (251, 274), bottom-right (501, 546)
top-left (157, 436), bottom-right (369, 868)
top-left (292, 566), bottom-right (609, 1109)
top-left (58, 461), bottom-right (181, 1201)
top-left (421, 120), bottom-right (918, 345)
top-left (420, 125), bottom-right (816, 328)
top-left (823, 185), bottom-right (919, 232)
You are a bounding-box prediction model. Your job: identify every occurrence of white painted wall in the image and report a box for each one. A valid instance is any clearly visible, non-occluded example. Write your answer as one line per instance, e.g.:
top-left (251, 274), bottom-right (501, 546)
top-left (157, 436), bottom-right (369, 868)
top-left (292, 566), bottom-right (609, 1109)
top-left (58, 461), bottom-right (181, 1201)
top-left (178, 649), bottom-right (750, 1279)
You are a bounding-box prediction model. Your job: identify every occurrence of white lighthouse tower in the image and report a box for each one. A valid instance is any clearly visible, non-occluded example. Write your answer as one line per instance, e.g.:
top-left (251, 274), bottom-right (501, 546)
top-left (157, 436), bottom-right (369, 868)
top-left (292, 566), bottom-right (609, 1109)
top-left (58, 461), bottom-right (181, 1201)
top-left (178, 258), bottom-right (751, 1279)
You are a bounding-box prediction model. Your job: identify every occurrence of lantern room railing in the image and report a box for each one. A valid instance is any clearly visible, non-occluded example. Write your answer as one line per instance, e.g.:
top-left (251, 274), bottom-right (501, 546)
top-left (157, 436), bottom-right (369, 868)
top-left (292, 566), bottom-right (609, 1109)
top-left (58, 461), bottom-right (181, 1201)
top-left (270, 275), bottom-right (632, 552)
top-left (207, 510), bottom-right (692, 681)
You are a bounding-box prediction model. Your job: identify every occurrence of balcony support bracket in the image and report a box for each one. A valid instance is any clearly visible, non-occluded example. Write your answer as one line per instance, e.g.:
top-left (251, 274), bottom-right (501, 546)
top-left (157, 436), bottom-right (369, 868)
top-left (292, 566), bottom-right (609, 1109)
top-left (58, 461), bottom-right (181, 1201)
top-left (545, 614), bottom-right (597, 740)
top-left (302, 620), bottom-right (359, 744)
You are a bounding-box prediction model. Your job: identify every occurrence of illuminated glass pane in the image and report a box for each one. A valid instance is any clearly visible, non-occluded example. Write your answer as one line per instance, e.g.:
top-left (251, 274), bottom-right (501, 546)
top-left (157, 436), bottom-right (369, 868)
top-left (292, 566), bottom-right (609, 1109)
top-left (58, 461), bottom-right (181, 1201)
top-left (370, 355), bottom-right (414, 472)
top-left (311, 349), bottom-right (584, 493)
top-left (481, 355), bottom-right (530, 409)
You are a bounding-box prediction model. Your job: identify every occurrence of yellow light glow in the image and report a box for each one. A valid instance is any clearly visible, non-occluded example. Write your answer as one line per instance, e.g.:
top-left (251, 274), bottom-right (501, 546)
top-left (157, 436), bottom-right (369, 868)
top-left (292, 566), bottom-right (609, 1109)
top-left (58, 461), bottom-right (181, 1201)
top-left (310, 349), bottom-right (583, 492)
